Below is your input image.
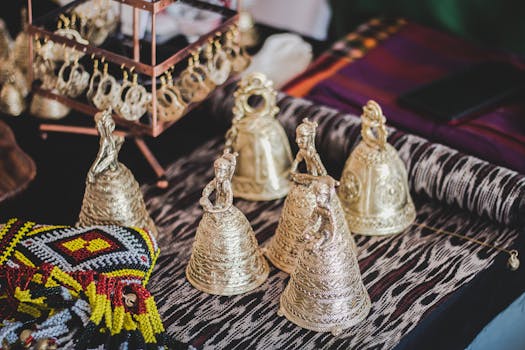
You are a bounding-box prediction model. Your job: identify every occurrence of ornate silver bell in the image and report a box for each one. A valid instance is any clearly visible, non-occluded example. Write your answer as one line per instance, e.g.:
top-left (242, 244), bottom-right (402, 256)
top-left (278, 178), bottom-right (370, 335)
top-left (338, 100), bottom-right (416, 236)
top-left (225, 72), bottom-right (293, 201)
top-left (78, 109), bottom-right (158, 237)
top-left (186, 150), bottom-right (270, 295)
top-left (265, 119), bottom-right (356, 273)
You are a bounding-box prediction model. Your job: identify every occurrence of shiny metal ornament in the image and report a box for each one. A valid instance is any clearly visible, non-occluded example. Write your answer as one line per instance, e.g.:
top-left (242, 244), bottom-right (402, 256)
top-left (224, 28), bottom-right (251, 73)
top-left (91, 64), bottom-right (121, 110)
top-left (278, 178), bottom-right (371, 335)
top-left (0, 80), bottom-right (25, 116)
top-left (30, 90), bottom-right (71, 120)
top-left (238, 10), bottom-right (259, 48)
top-left (206, 40), bottom-right (232, 85)
top-left (338, 100), bottom-right (416, 236)
top-left (508, 250), bottom-right (520, 271)
top-left (0, 62), bottom-right (29, 97)
top-left (116, 72), bottom-right (151, 121)
top-left (225, 72), bottom-right (292, 201)
top-left (78, 109), bottom-right (158, 237)
top-left (178, 53), bottom-right (214, 104)
top-left (265, 118), bottom-right (355, 273)
top-left (186, 150), bottom-right (270, 296)
top-left (150, 75), bottom-right (186, 122)
top-left (0, 19), bottom-right (12, 61)
top-left (13, 8), bottom-right (30, 74)
top-left (56, 58), bottom-right (90, 98)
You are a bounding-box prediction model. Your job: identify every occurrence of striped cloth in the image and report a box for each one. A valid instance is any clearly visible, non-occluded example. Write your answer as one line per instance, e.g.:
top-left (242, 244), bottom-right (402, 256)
top-left (282, 18), bottom-right (525, 175)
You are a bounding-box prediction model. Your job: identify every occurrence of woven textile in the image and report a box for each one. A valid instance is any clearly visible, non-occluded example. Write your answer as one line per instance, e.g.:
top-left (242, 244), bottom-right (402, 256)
top-left (0, 219), bottom-right (159, 283)
top-left (209, 88), bottom-right (525, 227)
top-left (141, 136), bottom-right (522, 349)
top-left (282, 18), bottom-right (525, 174)
top-left (0, 219), bottom-right (175, 350)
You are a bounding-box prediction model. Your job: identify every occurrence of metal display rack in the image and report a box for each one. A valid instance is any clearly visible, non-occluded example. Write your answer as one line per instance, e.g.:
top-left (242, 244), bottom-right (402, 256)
top-left (26, 0), bottom-right (240, 187)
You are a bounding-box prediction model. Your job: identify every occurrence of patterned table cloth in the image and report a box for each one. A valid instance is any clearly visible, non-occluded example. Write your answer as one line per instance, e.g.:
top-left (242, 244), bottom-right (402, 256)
top-left (140, 94), bottom-right (524, 349)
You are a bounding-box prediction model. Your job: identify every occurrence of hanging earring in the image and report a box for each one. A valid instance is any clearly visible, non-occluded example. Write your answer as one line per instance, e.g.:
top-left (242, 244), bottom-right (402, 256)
top-left (57, 53), bottom-right (90, 98)
top-left (150, 75), bottom-right (186, 122)
top-left (224, 27), bottom-right (250, 73)
top-left (206, 37), bottom-right (232, 85)
top-left (116, 68), bottom-right (151, 121)
top-left (114, 65), bottom-right (132, 115)
top-left (50, 15), bottom-right (88, 61)
top-left (87, 58), bottom-right (102, 101)
top-left (177, 51), bottom-right (212, 103)
top-left (91, 61), bottom-right (121, 110)
top-left (0, 19), bottom-right (13, 61)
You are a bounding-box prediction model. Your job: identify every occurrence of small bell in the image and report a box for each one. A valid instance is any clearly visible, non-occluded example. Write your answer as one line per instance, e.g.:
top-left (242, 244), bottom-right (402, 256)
top-left (338, 100), bottom-right (416, 236)
top-left (186, 150), bottom-right (269, 295)
top-left (225, 72), bottom-right (293, 201)
top-left (13, 8), bottom-right (30, 74)
top-left (265, 118), bottom-right (355, 273)
top-left (30, 91), bottom-right (71, 120)
top-left (508, 250), bottom-right (520, 271)
top-left (0, 80), bottom-right (25, 116)
top-left (278, 178), bottom-right (371, 335)
top-left (0, 19), bottom-right (12, 61)
top-left (238, 10), bottom-right (258, 48)
top-left (78, 109), bottom-right (158, 237)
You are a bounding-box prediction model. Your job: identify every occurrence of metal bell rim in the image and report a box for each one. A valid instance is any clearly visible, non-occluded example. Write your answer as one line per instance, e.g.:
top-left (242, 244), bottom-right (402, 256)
top-left (278, 293), bottom-right (371, 335)
top-left (185, 260), bottom-right (270, 296)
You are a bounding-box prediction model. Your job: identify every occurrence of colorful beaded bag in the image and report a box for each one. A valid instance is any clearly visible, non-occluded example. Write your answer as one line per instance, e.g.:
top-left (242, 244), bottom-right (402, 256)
top-left (0, 218), bottom-right (179, 350)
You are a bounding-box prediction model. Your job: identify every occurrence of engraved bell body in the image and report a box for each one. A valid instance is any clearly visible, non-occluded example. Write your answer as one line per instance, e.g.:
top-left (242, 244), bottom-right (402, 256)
top-left (338, 101), bottom-right (416, 236)
top-left (226, 72), bottom-right (293, 201)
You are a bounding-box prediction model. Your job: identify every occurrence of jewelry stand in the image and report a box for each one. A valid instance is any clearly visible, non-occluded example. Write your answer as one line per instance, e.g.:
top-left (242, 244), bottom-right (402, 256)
top-left (26, 0), bottom-right (240, 188)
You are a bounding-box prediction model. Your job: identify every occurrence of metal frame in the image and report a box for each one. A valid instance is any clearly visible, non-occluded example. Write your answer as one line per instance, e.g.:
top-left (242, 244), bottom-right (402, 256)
top-left (26, 0), bottom-right (239, 187)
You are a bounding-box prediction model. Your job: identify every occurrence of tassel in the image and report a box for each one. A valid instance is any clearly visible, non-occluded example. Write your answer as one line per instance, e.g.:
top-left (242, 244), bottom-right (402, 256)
top-left (0, 264), bottom-right (168, 349)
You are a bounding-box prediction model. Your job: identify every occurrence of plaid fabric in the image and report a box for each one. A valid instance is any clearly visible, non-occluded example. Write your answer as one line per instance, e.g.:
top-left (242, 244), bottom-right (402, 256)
top-left (283, 18), bottom-right (406, 98)
top-left (283, 18), bottom-right (525, 175)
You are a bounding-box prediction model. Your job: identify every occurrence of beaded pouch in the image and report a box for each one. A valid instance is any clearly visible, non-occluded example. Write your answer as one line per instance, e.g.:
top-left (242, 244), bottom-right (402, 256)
top-left (0, 218), bottom-right (176, 350)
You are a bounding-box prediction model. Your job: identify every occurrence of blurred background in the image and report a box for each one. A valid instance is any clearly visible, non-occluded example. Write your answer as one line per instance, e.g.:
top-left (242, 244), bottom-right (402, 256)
top-left (3, 0), bottom-right (525, 55)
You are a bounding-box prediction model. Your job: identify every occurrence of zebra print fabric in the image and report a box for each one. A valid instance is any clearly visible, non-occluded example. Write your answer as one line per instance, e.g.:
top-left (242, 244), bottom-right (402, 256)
top-left (208, 88), bottom-right (525, 227)
top-left (141, 136), bottom-right (520, 349)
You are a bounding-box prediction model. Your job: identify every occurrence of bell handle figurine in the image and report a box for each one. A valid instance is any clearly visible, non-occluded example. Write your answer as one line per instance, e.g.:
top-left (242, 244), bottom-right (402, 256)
top-left (303, 178), bottom-right (338, 249)
top-left (199, 150), bottom-right (238, 213)
top-left (290, 118), bottom-right (327, 184)
top-left (87, 108), bottom-right (124, 183)
top-left (361, 100), bottom-right (387, 151)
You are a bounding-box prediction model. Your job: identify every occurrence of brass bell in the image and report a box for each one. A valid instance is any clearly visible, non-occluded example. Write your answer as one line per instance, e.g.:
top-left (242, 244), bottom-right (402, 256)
top-left (0, 19), bottom-right (12, 61)
top-left (338, 100), bottom-right (416, 236)
top-left (278, 178), bottom-right (371, 335)
top-left (78, 109), bottom-right (158, 237)
top-left (225, 72), bottom-right (292, 201)
top-left (30, 91), bottom-right (71, 120)
top-left (0, 81), bottom-right (25, 116)
top-left (13, 8), bottom-right (30, 74)
top-left (265, 119), bottom-right (355, 273)
top-left (186, 150), bottom-right (270, 295)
